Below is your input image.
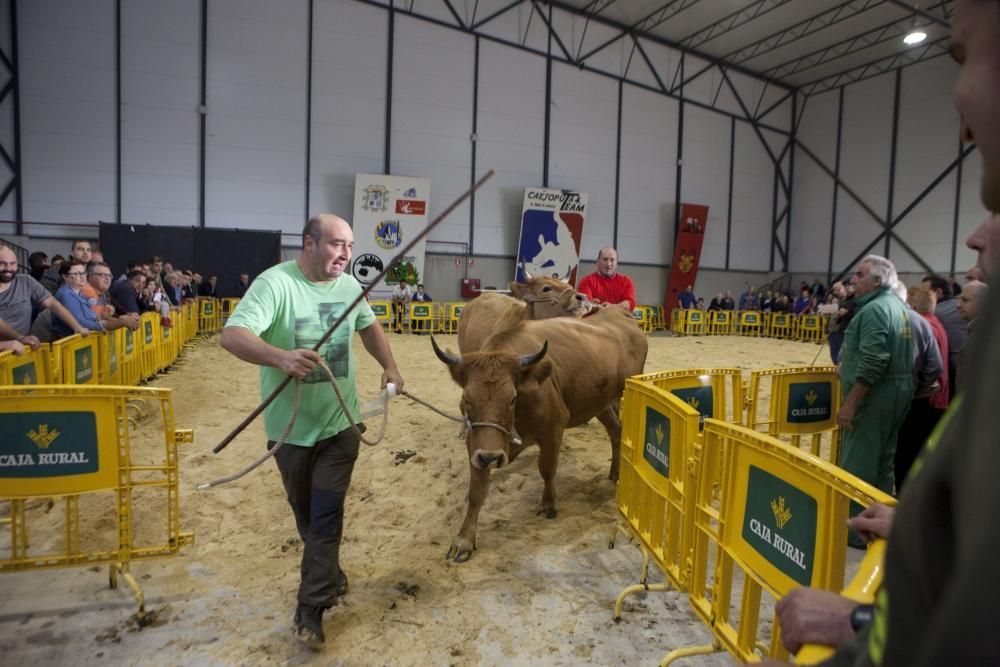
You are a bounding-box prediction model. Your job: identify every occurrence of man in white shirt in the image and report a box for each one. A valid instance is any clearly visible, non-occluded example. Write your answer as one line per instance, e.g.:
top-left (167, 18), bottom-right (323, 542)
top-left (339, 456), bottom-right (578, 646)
top-left (390, 279), bottom-right (411, 333)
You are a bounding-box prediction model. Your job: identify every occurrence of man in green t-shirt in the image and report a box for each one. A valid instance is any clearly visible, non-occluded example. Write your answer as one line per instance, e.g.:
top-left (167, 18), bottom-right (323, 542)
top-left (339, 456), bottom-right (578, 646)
top-left (221, 214), bottom-right (404, 651)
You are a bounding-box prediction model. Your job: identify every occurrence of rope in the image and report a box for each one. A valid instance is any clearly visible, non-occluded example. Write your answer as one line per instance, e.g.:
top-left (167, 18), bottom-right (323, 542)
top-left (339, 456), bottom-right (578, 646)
top-left (401, 389), bottom-right (521, 446)
top-left (198, 361), bottom-right (390, 490)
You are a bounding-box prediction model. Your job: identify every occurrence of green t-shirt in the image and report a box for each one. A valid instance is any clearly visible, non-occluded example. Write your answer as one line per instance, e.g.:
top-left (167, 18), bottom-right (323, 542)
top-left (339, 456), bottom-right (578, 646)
top-left (224, 261), bottom-right (376, 446)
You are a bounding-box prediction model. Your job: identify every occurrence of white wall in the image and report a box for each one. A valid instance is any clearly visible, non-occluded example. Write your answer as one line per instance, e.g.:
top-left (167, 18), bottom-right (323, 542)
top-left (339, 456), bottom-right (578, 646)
top-left (791, 56), bottom-right (977, 278)
top-left (7, 0), bottom-right (790, 299)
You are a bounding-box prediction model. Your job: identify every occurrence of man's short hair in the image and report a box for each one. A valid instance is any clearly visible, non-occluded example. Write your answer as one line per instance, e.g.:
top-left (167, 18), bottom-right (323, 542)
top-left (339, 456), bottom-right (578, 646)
top-left (127, 269), bottom-right (145, 281)
top-left (862, 255), bottom-right (898, 289)
top-left (597, 247), bottom-right (617, 260)
top-left (417, 284), bottom-right (424, 289)
top-left (28, 251), bottom-right (47, 263)
top-left (86, 261), bottom-right (110, 276)
top-left (149, 255), bottom-right (162, 264)
top-left (921, 274), bottom-right (952, 299)
top-left (303, 215), bottom-right (324, 243)
top-left (71, 239), bottom-right (91, 251)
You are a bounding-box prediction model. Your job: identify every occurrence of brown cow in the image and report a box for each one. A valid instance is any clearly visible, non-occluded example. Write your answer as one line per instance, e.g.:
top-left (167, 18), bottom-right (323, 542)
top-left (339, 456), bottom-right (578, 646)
top-left (432, 306), bottom-right (648, 562)
top-left (458, 274), bottom-right (590, 353)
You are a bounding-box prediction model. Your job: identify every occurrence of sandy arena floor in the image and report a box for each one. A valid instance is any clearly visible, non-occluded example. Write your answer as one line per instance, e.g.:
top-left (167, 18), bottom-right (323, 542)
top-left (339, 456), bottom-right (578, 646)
top-left (0, 330), bottom-right (836, 666)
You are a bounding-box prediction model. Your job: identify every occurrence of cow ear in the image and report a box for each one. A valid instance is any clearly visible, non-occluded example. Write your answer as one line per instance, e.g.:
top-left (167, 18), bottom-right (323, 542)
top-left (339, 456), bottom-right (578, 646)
top-left (447, 363), bottom-right (468, 387)
top-left (509, 280), bottom-right (526, 299)
top-left (516, 359), bottom-right (552, 392)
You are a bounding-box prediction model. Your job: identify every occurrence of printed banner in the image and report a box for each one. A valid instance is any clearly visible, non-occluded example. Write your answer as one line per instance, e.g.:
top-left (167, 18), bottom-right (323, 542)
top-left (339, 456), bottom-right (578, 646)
top-left (741, 465), bottom-right (817, 587)
top-left (664, 203), bottom-right (709, 311)
top-left (514, 189), bottom-right (587, 285)
top-left (642, 406), bottom-right (671, 478)
top-left (351, 174), bottom-right (432, 288)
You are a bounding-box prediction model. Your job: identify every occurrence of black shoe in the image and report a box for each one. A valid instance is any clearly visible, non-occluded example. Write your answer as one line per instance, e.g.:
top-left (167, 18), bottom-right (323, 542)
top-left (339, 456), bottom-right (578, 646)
top-left (336, 571), bottom-right (349, 597)
top-left (293, 603), bottom-right (326, 650)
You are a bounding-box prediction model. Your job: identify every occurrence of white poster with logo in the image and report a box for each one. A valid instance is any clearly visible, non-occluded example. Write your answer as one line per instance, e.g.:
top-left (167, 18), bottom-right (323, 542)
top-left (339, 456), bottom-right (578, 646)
top-left (514, 188), bottom-right (587, 285)
top-left (350, 173), bottom-right (432, 288)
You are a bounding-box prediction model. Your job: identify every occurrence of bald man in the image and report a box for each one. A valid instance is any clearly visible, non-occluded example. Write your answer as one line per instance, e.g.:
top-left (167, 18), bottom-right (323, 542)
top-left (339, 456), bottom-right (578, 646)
top-left (957, 279), bottom-right (988, 323)
top-left (222, 213), bottom-right (404, 650)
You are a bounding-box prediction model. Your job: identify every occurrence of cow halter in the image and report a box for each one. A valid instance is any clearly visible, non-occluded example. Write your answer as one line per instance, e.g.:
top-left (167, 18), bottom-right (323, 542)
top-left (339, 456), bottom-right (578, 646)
top-left (459, 414), bottom-right (523, 447)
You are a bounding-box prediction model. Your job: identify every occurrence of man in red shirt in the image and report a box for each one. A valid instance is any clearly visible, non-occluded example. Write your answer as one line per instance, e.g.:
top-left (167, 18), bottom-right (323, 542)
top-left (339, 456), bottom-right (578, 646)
top-left (577, 247), bottom-right (636, 311)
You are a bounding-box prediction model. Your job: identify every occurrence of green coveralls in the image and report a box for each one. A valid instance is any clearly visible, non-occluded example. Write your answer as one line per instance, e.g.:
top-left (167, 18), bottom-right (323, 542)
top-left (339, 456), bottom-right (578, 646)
top-left (838, 286), bottom-right (914, 494)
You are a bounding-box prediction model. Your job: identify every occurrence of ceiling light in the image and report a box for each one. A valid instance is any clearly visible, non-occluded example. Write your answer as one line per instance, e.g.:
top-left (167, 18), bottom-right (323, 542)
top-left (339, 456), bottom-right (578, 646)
top-left (903, 29), bottom-right (927, 45)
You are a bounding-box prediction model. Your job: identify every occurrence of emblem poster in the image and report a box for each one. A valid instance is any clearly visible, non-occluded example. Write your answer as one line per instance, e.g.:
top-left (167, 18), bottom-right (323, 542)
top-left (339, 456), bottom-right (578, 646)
top-left (514, 189), bottom-right (587, 285)
top-left (350, 174), bottom-right (432, 288)
top-left (664, 203), bottom-right (709, 311)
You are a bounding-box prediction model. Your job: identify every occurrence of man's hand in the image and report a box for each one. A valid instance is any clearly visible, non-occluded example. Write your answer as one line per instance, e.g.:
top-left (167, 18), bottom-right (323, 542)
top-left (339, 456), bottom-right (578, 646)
top-left (75, 327), bottom-right (91, 337)
top-left (17, 335), bottom-right (41, 350)
top-left (277, 349), bottom-right (323, 379)
top-left (848, 502), bottom-right (895, 544)
top-left (382, 367), bottom-right (404, 393)
top-left (775, 587), bottom-right (857, 654)
top-left (1, 339), bottom-right (26, 356)
top-left (836, 399), bottom-right (857, 428)
top-left (123, 313), bottom-right (141, 330)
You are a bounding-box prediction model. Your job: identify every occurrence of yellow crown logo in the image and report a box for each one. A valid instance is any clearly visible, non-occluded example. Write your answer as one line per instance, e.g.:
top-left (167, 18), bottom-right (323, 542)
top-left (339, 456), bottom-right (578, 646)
top-left (687, 396), bottom-right (700, 410)
top-left (654, 423), bottom-right (665, 446)
top-left (81, 353), bottom-right (90, 368)
top-left (27, 424), bottom-right (60, 450)
top-left (771, 497), bottom-right (792, 530)
top-left (679, 254), bottom-right (695, 273)
top-left (805, 390), bottom-right (818, 406)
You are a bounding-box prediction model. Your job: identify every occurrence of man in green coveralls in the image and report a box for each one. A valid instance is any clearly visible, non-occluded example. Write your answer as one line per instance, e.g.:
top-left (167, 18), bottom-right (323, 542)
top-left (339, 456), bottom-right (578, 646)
top-left (221, 214), bottom-right (404, 651)
top-left (836, 255), bottom-right (913, 498)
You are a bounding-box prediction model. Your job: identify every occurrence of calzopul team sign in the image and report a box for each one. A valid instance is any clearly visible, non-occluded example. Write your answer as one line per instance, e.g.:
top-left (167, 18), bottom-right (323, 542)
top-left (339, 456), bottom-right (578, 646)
top-left (351, 174), bottom-right (432, 289)
top-left (514, 188), bottom-right (586, 285)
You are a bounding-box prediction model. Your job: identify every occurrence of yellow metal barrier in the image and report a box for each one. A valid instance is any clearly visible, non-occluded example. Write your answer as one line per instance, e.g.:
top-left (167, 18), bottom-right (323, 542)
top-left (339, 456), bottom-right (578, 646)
top-left (613, 379), bottom-right (701, 616)
top-left (738, 310), bottom-right (764, 336)
top-left (707, 310), bottom-right (732, 335)
top-left (667, 420), bottom-right (895, 665)
top-left (197, 298), bottom-right (221, 334)
top-left (369, 300), bottom-right (392, 330)
top-left (443, 302), bottom-right (465, 334)
top-left (798, 314), bottom-right (826, 343)
top-left (220, 297), bottom-right (240, 322)
top-left (97, 328), bottom-right (123, 386)
top-left (681, 309), bottom-right (706, 335)
top-left (0, 345), bottom-right (53, 385)
top-left (636, 367), bottom-right (744, 427)
top-left (51, 334), bottom-right (100, 385)
top-left (120, 327), bottom-right (140, 387)
top-left (408, 302), bottom-right (434, 334)
top-left (746, 367), bottom-right (842, 464)
top-left (182, 301), bottom-right (197, 343)
top-left (0, 385), bottom-right (194, 617)
top-left (651, 305), bottom-right (667, 331)
top-left (670, 308), bottom-right (683, 334)
top-left (768, 312), bottom-right (792, 338)
top-left (138, 313), bottom-right (159, 381)
top-left (633, 305), bottom-right (653, 333)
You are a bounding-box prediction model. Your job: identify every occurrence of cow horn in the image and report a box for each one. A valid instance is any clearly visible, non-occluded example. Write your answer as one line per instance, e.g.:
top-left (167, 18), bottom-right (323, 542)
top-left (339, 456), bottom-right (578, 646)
top-left (519, 340), bottom-right (548, 367)
top-left (431, 336), bottom-right (460, 366)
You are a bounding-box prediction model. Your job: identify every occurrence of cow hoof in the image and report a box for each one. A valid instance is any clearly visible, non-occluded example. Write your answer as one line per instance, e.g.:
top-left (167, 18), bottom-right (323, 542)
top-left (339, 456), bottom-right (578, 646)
top-left (537, 508), bottom-right (557, 519)
top-left (446, 543), bottom-right (473, 563)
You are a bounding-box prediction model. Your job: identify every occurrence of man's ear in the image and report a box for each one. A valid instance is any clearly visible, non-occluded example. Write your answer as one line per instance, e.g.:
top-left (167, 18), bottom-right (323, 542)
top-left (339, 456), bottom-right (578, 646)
top-left (516, 359), bottom-right (552, 392)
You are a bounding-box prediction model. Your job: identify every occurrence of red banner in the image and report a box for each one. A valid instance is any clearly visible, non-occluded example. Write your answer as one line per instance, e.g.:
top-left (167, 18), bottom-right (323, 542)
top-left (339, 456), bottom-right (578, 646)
top-left (664, 204), bottom-right (709, 311)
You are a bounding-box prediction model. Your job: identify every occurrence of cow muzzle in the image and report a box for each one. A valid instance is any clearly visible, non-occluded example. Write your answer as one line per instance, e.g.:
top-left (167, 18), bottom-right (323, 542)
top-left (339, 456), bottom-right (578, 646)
top-left (471, 450), bottom-right (509, 470)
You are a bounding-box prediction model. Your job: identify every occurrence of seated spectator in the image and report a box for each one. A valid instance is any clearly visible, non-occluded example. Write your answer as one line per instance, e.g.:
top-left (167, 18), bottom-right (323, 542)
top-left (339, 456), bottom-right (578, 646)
top-left (83, 262), bottom-right (140, 332)
top-left (761, 290), bottom-right (774, 312)
top-left (41, 239), bottom-right (93, 294)
top-left (412, 283), bottom-right (432, 302)
top-left (236, 272), bottom-right (250, 298)
top-left (695, 297), bottom-right (706, 310)
top-left (0, 244), bottom-right (87, 345)
top-left (109, 269), bottom-right (148, 315)
top-left (117, 260), bottom-right (140, 284)
top-left (28, 251), bottom-right (48, 282)
top-left (721, 290), bottom-right (736, 310)
top-left (164, 272), bottom-right (183, 306)
top-left (708, 292), bottom-right (723, 311)
top-left (792, 288), bottom-right (812, 315)
top-left (739, 286), bottom-right (760, 311)
top-left (678, 285), bottom-right (696, 309)
top-left (200, 274), bottom-right (218, 298)
top-left (52, 260), bottom-right (104, 339)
